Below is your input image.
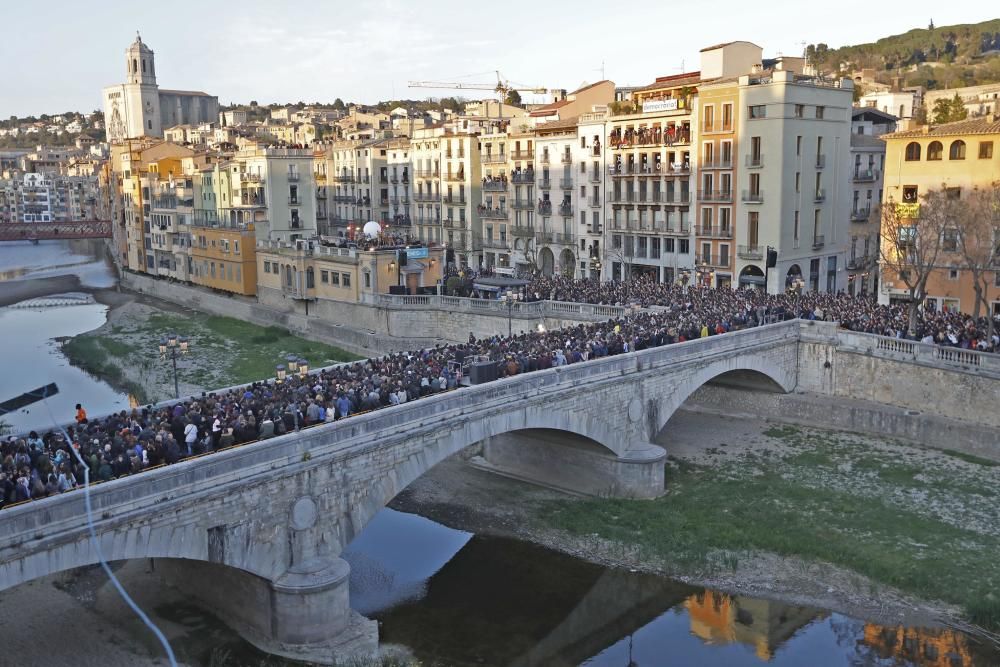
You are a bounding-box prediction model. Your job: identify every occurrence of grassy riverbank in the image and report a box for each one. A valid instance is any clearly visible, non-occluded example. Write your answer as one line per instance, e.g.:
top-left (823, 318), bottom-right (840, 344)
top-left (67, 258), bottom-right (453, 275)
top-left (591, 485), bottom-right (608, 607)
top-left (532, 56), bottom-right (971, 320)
top-left (540, 422), bottom-right (1000, 630)
top-left (63, 301), bottom-right (360, 404)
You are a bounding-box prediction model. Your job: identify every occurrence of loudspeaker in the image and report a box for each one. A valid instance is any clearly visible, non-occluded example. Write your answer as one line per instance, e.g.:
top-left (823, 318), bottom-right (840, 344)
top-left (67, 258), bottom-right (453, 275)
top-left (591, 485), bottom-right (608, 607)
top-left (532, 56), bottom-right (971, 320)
top-left (398, 250), bottom-right (408, 267)
top-left (469, 361), bottom-right (498, 385)
top-left (766, 248), bottom-right (778, 268)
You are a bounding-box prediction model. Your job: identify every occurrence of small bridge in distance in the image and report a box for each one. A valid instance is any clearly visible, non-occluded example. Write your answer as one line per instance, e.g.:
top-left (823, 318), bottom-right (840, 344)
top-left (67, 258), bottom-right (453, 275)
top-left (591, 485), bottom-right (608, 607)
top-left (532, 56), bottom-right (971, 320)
top-left (0, 221), bottom-right (112, 242)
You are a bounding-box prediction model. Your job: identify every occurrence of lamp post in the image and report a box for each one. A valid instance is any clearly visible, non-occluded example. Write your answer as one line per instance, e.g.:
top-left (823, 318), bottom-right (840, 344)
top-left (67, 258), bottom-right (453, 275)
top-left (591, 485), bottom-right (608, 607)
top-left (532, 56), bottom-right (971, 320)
top-left (501, 289), bottom-right (520, 337)
top-left (158, 333), bottom-right (190, 400)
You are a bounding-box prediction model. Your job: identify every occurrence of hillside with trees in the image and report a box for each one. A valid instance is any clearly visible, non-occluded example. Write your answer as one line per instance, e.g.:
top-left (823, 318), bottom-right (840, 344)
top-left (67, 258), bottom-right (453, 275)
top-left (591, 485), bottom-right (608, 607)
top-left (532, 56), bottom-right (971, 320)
top-left (808, 18), bottom-right (1000, 91)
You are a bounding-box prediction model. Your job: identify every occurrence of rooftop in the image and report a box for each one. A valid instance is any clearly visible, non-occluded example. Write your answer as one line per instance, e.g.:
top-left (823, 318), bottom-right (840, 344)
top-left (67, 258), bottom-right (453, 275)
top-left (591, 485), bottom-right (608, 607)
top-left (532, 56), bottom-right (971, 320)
top-left (883, 116), bottom-right (1000, 139)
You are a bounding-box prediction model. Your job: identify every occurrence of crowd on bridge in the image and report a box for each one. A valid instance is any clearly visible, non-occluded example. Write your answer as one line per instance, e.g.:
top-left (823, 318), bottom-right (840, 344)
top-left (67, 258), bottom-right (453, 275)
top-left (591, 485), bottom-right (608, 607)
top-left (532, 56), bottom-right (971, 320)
top-left (3, 274), bottom-right (997, 508)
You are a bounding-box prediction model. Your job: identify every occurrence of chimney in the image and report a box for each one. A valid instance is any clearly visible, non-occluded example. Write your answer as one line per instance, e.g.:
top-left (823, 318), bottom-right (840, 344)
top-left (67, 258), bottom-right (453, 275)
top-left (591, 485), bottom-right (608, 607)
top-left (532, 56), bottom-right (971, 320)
top-left (987, 113), bottom-right (996, 123)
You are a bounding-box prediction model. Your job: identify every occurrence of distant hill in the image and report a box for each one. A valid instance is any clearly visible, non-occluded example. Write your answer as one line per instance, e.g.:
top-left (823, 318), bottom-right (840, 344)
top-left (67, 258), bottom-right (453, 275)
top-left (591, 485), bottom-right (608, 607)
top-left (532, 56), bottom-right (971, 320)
top-left (808, 18), bottom-right (1000, 90)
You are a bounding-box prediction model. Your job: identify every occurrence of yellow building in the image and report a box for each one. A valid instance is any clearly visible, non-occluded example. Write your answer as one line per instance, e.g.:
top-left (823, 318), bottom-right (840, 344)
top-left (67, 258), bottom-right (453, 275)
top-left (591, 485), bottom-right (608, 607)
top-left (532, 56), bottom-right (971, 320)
top-left (880, 116), bottom-right (1000, 314)
top-left (255, 240), bottom-right (445, 313)
top-left (188, 221), bottom-right (258, 295)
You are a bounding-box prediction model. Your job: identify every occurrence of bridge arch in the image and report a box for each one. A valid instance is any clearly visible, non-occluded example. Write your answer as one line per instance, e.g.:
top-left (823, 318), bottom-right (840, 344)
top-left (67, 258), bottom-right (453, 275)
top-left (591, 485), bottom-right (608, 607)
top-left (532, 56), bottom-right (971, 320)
top-left (650, 353), bottom-right (796, 442)
top-left (340, 404), bottom-right (625, 546)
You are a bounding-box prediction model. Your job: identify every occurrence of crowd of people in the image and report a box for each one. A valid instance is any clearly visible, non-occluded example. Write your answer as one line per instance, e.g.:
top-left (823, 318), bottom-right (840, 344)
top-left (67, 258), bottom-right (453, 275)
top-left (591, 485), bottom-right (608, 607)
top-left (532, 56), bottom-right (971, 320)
top-left (3, 275), bottom-right (996, 508)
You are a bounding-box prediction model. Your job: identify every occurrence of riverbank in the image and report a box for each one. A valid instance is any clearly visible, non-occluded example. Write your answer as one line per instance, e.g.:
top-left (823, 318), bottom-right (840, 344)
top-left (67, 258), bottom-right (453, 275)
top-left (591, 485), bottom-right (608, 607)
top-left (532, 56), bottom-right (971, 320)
top-left (60, 295), bottom-right (361, 405)
top-left (390, 409), bottom-right (1000, 635)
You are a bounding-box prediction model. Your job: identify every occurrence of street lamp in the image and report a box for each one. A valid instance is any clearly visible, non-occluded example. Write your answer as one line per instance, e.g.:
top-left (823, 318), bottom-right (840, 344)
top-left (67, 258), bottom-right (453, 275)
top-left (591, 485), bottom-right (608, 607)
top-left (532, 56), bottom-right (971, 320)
top-left (158, 333), bottom-right (190, 399)
top-left (298, 358), bottom-right (309, 378)
top-left (286, 355), bottom-right (299, 375)
top-left (275, 364), bottom-right (287, 384)
top-left (501, 289), bottom-right (521, 337)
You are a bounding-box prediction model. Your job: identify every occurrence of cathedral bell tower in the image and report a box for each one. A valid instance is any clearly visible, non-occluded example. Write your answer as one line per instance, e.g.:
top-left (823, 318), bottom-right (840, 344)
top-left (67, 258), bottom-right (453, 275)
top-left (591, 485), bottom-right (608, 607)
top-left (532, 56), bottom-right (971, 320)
top-left (126, 32), bottom-right (156, 86)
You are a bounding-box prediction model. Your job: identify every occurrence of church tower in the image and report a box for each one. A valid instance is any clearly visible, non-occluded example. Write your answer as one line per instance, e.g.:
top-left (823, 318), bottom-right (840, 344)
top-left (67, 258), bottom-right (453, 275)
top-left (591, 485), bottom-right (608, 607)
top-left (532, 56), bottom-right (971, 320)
top-left (125, 32), bottom-right (157, 86)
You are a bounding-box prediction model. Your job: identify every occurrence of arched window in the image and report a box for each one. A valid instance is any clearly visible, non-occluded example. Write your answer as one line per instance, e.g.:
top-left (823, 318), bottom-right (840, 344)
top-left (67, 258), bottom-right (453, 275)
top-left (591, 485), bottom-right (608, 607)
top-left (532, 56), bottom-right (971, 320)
top-left (904, 142), bottom-right (921, 161)
top-left (306, 267), bottom-right (315, 288)
top-left (141, 59), bottom-right (146, 73)
top-left (949, 140), bottom-right (966, 160)
top-left (132, 58), bottom-right (137, 73)
top-left (927, 141), bottom-right (943, 161)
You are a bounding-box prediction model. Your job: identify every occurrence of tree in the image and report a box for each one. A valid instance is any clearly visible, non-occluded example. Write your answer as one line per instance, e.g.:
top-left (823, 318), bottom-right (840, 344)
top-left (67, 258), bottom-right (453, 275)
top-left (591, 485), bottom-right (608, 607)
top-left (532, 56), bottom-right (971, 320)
top-left (332, 98), bottom-right (346, 111)
top-left (878, 190), bottom-right (954, 335)
top-left (931, 93), bottom-right (968, 123)
top-left (929, 19), bottom-right (935, 30)
top-left (504, 89), bottom-right (522, 106)
top-left (956, 183), bottom-right (1000, 335)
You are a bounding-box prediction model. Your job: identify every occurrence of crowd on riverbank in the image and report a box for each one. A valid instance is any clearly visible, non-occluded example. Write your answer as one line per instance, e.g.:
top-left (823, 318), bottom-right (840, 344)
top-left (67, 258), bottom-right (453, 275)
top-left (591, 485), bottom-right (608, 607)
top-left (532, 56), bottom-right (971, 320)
top-left (3, 276), bottom-right (997, 507)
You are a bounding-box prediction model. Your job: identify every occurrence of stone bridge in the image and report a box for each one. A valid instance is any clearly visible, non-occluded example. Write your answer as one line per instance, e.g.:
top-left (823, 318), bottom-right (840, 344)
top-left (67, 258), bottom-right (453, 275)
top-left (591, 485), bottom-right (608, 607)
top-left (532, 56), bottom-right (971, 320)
top-left (0, 220), bottom-right (111, 242)
top-left (1, 319), bottom-right (997, 663)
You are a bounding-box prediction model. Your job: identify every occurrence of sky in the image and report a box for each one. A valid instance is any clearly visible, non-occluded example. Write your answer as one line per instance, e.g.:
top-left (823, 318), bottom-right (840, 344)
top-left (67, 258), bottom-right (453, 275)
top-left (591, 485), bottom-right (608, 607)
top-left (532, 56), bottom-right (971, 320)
top-left (2, 2), bottom-right (996, 118)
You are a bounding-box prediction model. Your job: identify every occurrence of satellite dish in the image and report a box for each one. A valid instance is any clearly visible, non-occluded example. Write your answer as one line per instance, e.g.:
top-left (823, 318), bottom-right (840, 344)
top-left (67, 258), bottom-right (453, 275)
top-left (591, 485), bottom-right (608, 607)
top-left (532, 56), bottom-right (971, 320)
top-left (362, 221), bottom-right (381, 239)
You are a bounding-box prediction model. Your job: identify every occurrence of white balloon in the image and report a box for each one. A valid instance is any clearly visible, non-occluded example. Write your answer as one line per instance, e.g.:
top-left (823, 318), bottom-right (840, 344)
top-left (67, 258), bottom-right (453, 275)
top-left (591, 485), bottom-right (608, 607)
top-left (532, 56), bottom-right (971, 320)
top-left (362, 221), bottom-right (381, 239)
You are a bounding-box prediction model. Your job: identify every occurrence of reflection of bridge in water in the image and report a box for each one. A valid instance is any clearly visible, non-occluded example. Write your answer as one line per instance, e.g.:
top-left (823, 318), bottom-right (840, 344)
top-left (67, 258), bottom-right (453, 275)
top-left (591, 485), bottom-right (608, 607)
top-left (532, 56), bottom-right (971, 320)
top-left (0, 221), bottom-right (111, 242)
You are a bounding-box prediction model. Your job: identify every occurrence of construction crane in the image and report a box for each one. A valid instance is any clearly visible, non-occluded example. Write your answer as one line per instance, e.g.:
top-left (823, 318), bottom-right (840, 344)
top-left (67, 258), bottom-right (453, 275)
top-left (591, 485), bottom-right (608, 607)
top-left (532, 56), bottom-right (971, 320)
top-left (408, 71), bottom-right (548, 120)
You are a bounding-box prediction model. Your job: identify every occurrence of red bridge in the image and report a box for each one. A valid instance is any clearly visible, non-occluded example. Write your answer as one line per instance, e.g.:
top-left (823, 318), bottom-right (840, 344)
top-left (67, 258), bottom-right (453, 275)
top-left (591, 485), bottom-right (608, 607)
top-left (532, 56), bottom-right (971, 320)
top-left (0, 221), bottom-right (112, 242)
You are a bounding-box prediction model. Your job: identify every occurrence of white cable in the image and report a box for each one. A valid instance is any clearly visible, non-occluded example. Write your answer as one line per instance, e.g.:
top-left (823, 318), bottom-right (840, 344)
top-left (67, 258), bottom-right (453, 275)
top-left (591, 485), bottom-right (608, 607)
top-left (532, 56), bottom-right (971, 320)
top-left (42, 394), bottom-right (178, 667)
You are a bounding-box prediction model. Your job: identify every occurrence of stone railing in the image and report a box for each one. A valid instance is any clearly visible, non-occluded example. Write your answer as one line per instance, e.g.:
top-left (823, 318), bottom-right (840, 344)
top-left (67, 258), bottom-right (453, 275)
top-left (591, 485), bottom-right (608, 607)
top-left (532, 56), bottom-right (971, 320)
top-left (836, 329), bottom-right (1000, 376)
top-left (373, 294), bottom-right (628, 321)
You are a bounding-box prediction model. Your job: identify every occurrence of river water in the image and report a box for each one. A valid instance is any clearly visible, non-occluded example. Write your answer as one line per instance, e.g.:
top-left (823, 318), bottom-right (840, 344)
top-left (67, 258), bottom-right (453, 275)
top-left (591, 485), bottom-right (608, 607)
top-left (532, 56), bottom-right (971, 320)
top-left (1, 242), bottom-right (993, 666)
top-left (0, 240), bottom-right (128, 433)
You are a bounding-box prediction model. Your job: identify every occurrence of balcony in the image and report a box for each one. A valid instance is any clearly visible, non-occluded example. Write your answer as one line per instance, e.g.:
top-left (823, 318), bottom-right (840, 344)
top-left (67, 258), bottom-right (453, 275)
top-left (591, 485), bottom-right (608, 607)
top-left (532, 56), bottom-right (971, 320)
top-left (696, 254), bottom-right (731, 268)
top-left (814, 189), bottom-right (826, 203)
top-left (697, 225), bottom-right (733, 239)
top-left (483, 180), bottom-right (508, 192)
top-left (812, 234), bottom-right (825, 249)
top-left (412, 191), bottom-right (439, 203)
top-left (511, 171), bottom-right (535, 184)
top-left (537, 201), bottom-right (553, 215)
top-left (331, 174), bottom-right (354, 183)
top-left (391, 196), bottom-right (410, 206)
top-left (589, 171), bottom-right (602, 183)
top-left (481, 237), bottom-right (510, 249)
top-left (588, 196), bottom-right (602, 208)
top-left (847, 255), bottom-right (872, 270)
top-left (389, 174), bottom-right (409, 184)
top-left (607, 191), bottom-right (637, 204)
top-left (664, 163), bottom-right (691, 177)
top-left (700, 158), bottom-right (733, 170)
top-left (539, 178), bottom-right (552, 189)
top-left (697, 190), bottom-right (732, 202)
top-left (415, 168), bottom-right (439, 178)
top-left (481, 153), bottom-right (506, 164)
top-left (512, 199), bottom-right (533, 210)
top-left (853, 169), bottom-right (878, 183)
top-left (559, 178), bottom-right (573, 190)
top-left (742, 190), bottom-right (764, 203)
top-left (745, 154), bottom-right (763, 168)
top-left (510, 149), bottom-right (532, 161)
top-left (558, 203), bottom-right (573, 216)
top-left (479, 207), bottom-right (508, 220)
top-left (443, 194), bottom-right (466, 205)
top-left (738, 245), bottom-right (764, 260)
top-left (560, 152), bottom-right (573, 164)
top-left (379, 196), bottom-right (390, 206)
top-left (850, 206), bottom-right (871, 222)
top-left (511, 226), bottom-right (535, 238)
top-left (288, 196), bottom-right (302, 206)
top-left (287, 172), bottom-right (301, 182)
top-left (540, 153), bottom-right (551, 164)
top-left (356, 196), bottom-right (371, 206)
top-left (538, 231), bottom-right (575, 245)
top-left (815, 154), bottom-right (826, 169)
top-left (415, 216), bottom-right (441, 226)
top-left (443, 172), bottom-right (466, 182)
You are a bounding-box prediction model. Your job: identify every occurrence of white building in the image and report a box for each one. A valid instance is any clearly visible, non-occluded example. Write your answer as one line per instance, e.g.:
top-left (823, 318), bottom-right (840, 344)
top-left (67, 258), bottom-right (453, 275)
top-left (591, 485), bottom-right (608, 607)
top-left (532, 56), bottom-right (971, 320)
top-left (102, 33), bottom-right (219, 141)
top-left (737, 70), bottom-right (855, 293)
top-left (859, 89), bottom-right (921, 120)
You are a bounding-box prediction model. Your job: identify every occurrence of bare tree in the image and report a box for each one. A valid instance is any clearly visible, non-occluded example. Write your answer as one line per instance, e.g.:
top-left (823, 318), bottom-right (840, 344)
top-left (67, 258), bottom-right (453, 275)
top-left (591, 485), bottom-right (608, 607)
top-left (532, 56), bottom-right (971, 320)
top-left (606, 233), bottom-right (635, 281)
top-left (878, 189), bottom-right (954, 335)
top-left (956, 182), bottom-right (1000, 337)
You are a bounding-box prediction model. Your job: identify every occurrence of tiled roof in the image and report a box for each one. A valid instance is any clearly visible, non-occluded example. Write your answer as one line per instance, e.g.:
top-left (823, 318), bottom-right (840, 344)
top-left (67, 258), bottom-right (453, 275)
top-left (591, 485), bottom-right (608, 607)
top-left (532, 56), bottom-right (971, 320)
top-left (883, 117), bottom-right (1000, 139)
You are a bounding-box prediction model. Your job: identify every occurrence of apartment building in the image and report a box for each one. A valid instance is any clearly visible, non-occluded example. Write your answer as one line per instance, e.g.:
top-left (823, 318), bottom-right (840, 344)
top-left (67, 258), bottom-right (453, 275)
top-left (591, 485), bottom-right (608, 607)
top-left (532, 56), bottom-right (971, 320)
top-left (440, 125), bottom-right (482, 268)
top-left (846, 108), bottom-right (896, 295)
top-left (606, 72), bottom-right (696, 283)
top-left (410, 131), bottom-right (442, 244)
top-left (387, 138), bottom-right (412, 229)
top-left (223, 146), bottom-right (317, 242)
top-left (478, 124), bottom-right (513, 269)
top-left (323, 139), bottom-right (389, 238)
top-left (736, 69), bottom-right (854, 293)
top-left (534, 119), bottom-right (585, 276)
top-left (507, 130), bottom-right (536, 272)
top-left (312, 150), bottom-right (329, 235)
top-left (0, 172), bottom-right (99, 223)
top-left (880, 116), bottom-right (1000, 314)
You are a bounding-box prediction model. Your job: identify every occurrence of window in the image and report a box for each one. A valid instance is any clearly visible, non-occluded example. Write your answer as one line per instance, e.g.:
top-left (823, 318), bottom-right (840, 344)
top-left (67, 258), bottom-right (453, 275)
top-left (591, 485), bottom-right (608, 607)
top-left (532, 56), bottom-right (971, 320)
top-left (902, 186), bottom-right (918, 203)
top-left (664, 238), bottom-right (675, 253)
top-left (678, 238), bottom-right (690, 254)
top-left (793, 211), bottom-right (800, 243)
top-left (815, 106), bottom-right (825, 119)
top-left (948, 268), bottom-right (960, 281)
top-left (946, 187), bottom-right (961, 200)
top-left (942, 228), bottom-right (959, 251)
top-left (979, 141), bottom-right (994, 159)
top-left (927, 141), bottom-right (943, 161)
top-left (748, 105), bottom-right (766, 119)
top-left (703, 105), bottom-right (715, 130)
top-left (796, 136), bottom-right (802, 156)
top-left (263, 261), bottom-right (270, 274)
top-left (331, 272), bottom-right (340, 286)
top-left (949, 140), bottom-right (966, 160)
top-left (794, 104), bottom-right (804, 118)
top-left (748, 212), bottom-right (759, 246)
top-left (722, 103), bottom-right (733, 129)
top-left (306, 267), bottom-right (315, 288)
top-left (321, 270), bottom-right (329, 284)
top-left (651, 238), bottom-right (661, 258)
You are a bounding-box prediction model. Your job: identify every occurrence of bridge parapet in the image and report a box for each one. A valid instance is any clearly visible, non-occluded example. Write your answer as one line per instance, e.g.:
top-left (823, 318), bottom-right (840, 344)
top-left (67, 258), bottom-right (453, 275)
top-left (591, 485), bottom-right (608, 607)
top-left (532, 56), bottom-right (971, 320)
top-left (371, 293), bottom-right (629, 321)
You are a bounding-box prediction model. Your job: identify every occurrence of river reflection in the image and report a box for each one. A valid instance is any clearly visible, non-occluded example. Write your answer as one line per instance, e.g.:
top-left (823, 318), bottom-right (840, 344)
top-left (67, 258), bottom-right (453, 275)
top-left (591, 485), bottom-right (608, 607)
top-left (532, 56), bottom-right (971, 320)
top-left (349, 509), bottom-right (995, 667)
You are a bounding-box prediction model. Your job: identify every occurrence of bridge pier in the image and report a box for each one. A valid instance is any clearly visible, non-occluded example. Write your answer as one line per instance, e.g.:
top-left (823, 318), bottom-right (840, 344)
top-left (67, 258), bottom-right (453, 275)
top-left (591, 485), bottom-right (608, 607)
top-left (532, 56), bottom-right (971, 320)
top-left (474, 430), bottom-right (666, 498)
top-left (155, 556), bottom-right (377, 664)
